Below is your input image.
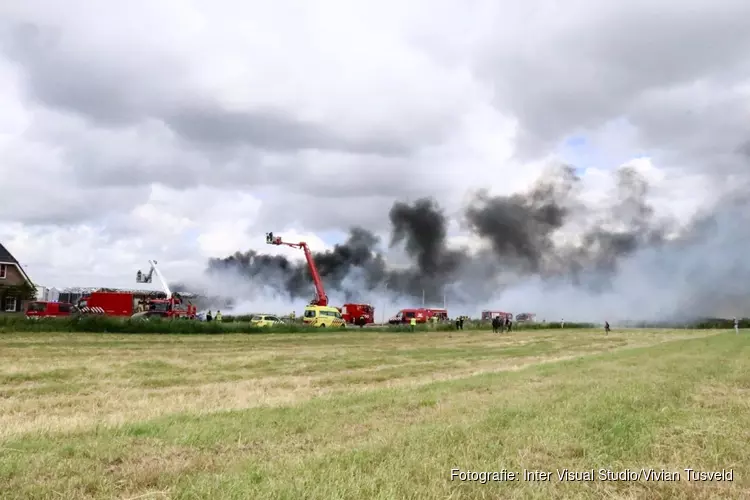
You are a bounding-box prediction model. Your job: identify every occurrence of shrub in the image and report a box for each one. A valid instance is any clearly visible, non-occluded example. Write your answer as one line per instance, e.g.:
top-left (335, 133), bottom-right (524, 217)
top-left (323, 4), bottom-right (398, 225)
top-left (0, 315), bottom-right (423, 334)
top-left (0, 314), bottom-right (742, 335)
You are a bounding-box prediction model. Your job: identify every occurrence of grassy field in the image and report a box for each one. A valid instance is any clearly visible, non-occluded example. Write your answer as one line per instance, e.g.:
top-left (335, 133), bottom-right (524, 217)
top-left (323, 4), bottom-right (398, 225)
top-left (0, 328), bottom-right (748, 499)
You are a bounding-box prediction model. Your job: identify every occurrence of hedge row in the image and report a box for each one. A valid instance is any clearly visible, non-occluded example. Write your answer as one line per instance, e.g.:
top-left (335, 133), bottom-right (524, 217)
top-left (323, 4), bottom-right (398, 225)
top-left (628, 318), bottom-right (750, 329)
top-left (0, 315), bottom-right (598, 334)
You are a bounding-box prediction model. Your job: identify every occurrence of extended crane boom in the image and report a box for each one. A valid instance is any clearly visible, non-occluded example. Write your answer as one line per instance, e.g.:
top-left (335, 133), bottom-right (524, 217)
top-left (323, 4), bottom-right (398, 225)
top-left (135, 260), bottom-right (196, 319)
top-left (266, 232), bottom-right (328, 306)
top-left (136, 260), bottom-right (172, 297)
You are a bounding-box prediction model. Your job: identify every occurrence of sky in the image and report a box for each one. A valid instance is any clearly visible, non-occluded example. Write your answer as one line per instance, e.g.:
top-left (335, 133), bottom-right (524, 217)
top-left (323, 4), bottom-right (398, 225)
top-left (1, 0), bottom-right (749, 305)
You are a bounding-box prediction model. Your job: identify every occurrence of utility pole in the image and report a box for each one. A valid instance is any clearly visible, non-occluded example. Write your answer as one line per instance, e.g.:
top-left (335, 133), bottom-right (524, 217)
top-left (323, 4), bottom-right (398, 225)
top-left (422, 289), bottom-right (425, 307)
top-left (382, 284), bottom-right (388, 324)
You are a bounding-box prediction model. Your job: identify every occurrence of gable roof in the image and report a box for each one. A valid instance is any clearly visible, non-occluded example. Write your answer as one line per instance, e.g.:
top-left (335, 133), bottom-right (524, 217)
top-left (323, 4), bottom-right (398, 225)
top-left (0, 243), bottom-right (19, 264)
top-left (0, 242), bottom-right (33, 286)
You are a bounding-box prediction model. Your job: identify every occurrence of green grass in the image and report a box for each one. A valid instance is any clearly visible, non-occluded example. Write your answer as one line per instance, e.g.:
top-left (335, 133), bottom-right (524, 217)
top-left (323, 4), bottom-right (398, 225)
top-left (0, 328), bottom-right (748, 499)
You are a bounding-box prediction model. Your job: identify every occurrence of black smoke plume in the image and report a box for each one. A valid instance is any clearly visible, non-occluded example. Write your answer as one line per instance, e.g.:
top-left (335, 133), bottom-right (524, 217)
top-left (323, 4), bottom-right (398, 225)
top-left (205, 164), bottom-right (750, 321)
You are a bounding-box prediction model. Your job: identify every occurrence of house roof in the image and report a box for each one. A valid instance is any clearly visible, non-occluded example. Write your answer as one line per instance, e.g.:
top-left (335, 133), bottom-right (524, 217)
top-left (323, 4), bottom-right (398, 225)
top-left (60, 286), bottom-right (198, 298)
top-left (0, 243), bottom-right (19, 264)
top-left (0, 242), bottom-right (33, 286)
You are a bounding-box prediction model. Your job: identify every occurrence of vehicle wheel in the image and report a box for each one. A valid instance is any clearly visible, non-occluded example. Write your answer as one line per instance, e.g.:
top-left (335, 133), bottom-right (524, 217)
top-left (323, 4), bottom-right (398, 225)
top-left (341, 323), bottom-right (346, 328)
top-left (319, 324), bottom-right (326, 328)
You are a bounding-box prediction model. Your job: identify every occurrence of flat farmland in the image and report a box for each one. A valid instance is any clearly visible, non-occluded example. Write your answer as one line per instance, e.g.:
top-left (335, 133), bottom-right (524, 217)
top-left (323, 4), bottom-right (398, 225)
top-left (1, 328), bottom-right (748, 499)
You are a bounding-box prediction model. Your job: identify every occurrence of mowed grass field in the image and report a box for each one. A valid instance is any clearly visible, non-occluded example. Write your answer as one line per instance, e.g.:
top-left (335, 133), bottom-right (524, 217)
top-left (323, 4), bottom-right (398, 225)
top-left (1, 328), bottom-right (748, 499)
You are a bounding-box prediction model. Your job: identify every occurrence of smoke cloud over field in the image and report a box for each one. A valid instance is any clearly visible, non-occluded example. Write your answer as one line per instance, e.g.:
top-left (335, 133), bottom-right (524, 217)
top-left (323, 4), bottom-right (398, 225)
top-left (201, 164), bottom-right (750, 322)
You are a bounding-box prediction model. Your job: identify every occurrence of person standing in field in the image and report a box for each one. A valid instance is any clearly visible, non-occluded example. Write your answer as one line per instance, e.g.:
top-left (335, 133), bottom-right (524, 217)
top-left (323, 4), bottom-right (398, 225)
top-left (492, 316), bottom-right (499, 333)
top-left (215, 310), bottom-right (222, 322)
top-left (507, 317), bottom-right (513, 332)
top-left (605, 321), bottom-right (610, 335)
top-left (561, 318), bottom-right (565, 328)
top-left (734, 317), bottom-right (739, 334)
top-left (410, 317), bottom-right (417, 332)
top-left (206, 310), bottom-right (213, 322)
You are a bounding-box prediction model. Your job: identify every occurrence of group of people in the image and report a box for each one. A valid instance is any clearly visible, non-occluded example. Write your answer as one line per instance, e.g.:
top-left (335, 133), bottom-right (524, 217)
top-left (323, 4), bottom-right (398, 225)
top-left (492, 316), bottom-right (612, 334)
top-left (491, 315), bottom-right (513, 333)
top-left (407, 315), bottom-right (465, 331)
top-left (204, 310), bottom-right (222, 322)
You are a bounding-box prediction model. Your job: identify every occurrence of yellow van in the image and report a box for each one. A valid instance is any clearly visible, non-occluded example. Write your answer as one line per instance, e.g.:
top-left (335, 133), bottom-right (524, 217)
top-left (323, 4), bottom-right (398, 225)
top-left (303, 305), bottom-right (346, 327)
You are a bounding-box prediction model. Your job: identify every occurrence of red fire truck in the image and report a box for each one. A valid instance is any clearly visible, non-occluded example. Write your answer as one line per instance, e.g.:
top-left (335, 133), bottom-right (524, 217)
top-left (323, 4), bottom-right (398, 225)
top-left (388, 308), bottom-right (448, 324)
top-left (338, 303), bottom-right (375, 326)
top-left (481, 310), bottom-right (513, 321)
top-left (77, 290), bottom-right (196, 319)
top-left (25, 301), bottom-right (74, 318)
top-left (76, 260), bottom-right (196, 319)
top-left (425, 308), bottom-right (448, 321)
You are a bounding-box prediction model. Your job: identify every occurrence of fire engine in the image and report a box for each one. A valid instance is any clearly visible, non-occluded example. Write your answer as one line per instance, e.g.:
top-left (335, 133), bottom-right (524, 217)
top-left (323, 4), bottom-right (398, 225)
top-left (133, 260), bottom-right (197, 319)
top-left (77, 290), bottom-right (161, 317)
top-left (75, 261), bottom-right (196, 319)
top-left (425, 308), bottom-right (448, 321)
top-left (338, 303), bottom-right (375, 326)
top-left (265, 232), bottom-right (374, 326)
top-left (388, 308), bottom-right (448, 324)
top-left (481, 310), bottom-right (513, 321)
top-left (25, 301), bottom-right (74, 318)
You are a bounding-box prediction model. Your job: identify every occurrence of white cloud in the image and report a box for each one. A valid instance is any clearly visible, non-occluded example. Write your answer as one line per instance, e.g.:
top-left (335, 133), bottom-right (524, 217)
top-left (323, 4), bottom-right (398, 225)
top-left (0, 184), bottom-right (330, 289)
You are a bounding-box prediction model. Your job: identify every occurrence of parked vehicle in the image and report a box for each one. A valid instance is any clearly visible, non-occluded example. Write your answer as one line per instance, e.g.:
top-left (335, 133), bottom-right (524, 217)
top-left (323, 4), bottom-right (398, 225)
top-left (481, 310), bottom-right (513, 321)
top-left (302, 305), bottom-right (346, 327)
top-left (515, 313), bottom-right (536, 322)
top-left (388, 308), bottom-right (448, 324)
top-left (25, 301), bottom-right (74, 318)
top-left (338, 303), bottom-right (375, 325)
top-left (249, 314), bottom-right (285, 327)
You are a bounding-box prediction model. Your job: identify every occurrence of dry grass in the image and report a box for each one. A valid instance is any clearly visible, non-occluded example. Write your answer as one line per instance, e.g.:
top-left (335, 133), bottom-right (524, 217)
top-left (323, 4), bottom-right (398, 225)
top-left (1, 328), bottom-right (748, 499)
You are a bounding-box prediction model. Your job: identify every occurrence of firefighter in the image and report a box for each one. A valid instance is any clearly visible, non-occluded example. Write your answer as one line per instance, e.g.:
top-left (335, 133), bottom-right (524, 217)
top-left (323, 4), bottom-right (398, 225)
top-left (206, 310), bottom-right (213, 322)
top-left (410, 316), bottom-right (417, 332)
top-left (492, 315), bottom-right (500, 333)
top-left (459, 316), bottom-right (465, 330)
top-left (455, 317), bottom-right (460, 330)
top-left (215, 310), bottom-right (223, 322)
top-left (507, 317), bottom-right (513, 332)
top-left (359, 315), bottom-right (365, 328)
top-left (290, 311), bottom-right (296, 321)
top-left (604, 321), bottom-right (610, 335)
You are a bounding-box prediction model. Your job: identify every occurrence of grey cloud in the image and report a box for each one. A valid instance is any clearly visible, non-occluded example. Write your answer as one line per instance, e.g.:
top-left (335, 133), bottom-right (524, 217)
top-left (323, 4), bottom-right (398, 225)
top-left (163, 103), bottom-right (411, 156)
top-left (255, 193), bottom-right (402, 233)
top-left (1, 21), bottom-right (417, 158)
top-left (1, 22), bottom-right (172, 125)
top-left (473, 1), bottom-right (750, 164)
top-left (0, 185), bottom-right (150, 226)
top-left (628, 85), bottom-right (750, 166)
